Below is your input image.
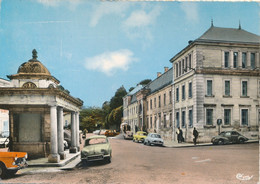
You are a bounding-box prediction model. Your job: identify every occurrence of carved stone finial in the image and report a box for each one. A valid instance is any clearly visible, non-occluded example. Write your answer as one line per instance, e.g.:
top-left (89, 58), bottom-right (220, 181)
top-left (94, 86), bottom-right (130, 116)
top-left (238, 20), bottom-right (241, 30)
top-left (211, 18), bottom-right (214, 27)
top-left (32, 49), bottom-right (38, 59)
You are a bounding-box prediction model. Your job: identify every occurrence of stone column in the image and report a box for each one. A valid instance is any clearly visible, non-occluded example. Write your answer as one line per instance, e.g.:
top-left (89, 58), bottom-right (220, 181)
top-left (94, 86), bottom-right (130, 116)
top-left (57, 107), bottom-right (66, 159)
top-left (76, 112), bottom-right (80, 151)
top-left (48, 106), bottom-right (60, 163)
top-left (69, 112), bottom-right (77, 153)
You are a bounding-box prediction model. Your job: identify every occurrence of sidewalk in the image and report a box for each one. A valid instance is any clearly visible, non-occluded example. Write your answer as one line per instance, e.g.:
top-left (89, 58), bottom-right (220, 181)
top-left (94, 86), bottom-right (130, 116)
top-left (27, 150), bottom-right (80, 167)
top-left (163, 139), bottom-right (258, 148)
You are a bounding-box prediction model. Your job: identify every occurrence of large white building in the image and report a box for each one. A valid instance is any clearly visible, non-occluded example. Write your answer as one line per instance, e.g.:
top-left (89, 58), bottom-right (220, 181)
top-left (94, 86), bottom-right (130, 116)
top-left (170, 24), bottom-right (260, 142)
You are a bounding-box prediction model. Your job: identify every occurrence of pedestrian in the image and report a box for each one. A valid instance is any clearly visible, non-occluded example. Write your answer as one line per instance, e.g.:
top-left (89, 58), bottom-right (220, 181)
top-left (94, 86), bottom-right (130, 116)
top-left (176, 128), bottom-right (181, 143)
top-left (193, 127), bottom-right (199, 145)
top-left (179, 128), bottom-right (184, 143)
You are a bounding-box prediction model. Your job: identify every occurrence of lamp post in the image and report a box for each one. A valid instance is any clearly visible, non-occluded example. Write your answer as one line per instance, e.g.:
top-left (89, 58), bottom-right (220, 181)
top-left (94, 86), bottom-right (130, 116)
top-left (217, 119), bottom-right (222, 134)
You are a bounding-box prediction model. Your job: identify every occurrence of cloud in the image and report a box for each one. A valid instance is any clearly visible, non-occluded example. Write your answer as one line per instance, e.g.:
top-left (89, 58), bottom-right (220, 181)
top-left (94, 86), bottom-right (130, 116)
top-left (123, 7), bottom-right (160, 28)
top-left (122, 6), bottom-right (161, 47)
top-left (36, 0), bottom-right (82, 10)
top-left (90, 2), bottom-right (131, 27)
top-left (180, 2), bottom-right (199, 22)
top-left (84, 49), bottom-right (136, 76)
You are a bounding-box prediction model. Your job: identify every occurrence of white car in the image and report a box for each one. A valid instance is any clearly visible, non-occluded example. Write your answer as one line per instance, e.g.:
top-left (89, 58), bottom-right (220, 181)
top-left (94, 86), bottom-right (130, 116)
top-left (144, 133), bottom-right (164, 146)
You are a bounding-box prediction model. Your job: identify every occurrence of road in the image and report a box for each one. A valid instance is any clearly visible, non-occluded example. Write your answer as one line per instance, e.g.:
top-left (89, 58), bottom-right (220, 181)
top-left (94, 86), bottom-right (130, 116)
top-left (1, 136), bottom-right (258, 184)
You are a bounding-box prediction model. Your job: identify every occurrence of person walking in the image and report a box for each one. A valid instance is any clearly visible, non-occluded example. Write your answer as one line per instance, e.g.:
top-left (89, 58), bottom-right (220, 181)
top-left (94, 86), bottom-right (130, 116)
top-left (193, 127), bottom-right (199, 145)
top-left (176, 128), bottom-right (180, 143)
top-left (179, 128), bottom-right (184, 143)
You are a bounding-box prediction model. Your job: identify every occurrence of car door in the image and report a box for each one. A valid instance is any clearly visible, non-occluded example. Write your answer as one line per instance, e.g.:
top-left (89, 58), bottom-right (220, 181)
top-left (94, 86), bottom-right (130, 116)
top-left (231, 131), bottom-right (239, 143)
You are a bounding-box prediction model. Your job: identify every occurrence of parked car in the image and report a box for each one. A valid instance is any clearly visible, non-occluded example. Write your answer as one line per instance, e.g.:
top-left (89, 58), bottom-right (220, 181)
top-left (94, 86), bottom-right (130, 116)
top-left (0, 152), bottom-right (28, 178)
top-left (105, 130), bottom-right (119, 137)
top-left (64, 130), bottom-right (71, 148)
top-left (211, 131), bottom-right (249, 145)
top-left (144, 133), bottom-right (164, 146)
top-left (81, 135), bottom-right (112, 164)
top-left (0, 137), bottom-right (9, 148)
top-left (133, 131), bottom-right (147, 143)
top-left (64, 140), bottom-right (69, 150)
top-left (123, 131), bottom-right (133, 140)
top-left (93, 130), bottom-right (101, 135)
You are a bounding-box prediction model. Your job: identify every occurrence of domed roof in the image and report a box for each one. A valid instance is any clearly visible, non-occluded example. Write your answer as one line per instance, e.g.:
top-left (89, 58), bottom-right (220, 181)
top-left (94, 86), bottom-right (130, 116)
top-left (17, 49), bottom-right (51, 75)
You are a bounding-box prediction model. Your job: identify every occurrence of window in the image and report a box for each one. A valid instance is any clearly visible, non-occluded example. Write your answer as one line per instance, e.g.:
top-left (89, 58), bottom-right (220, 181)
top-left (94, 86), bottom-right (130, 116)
top-left (251, 53), bottom-right (255, 69)
top-left (163, 114), bottom-right (167, 128)
top-left (182, 111), bottom-right (186, 128)
top-left (169, 91), bottom-right (172, 104)
top-left (150, 99), bottom-right (152, 110)
top-left (189, 109), bottom-right (193, 127)
top-left (224, 109), bottom-right (231, 125)
top-left (224, 80), bottom-right (230, 96)
top-left (224, 52), bottom-right (229, 68)
top-left (189, 54), bottom-right (192, 70)
top-left (147, 117), bottom-right (149, 129)
top-left (150, 116), bottom-right (153, 128)
top-left (241, 109), bottom-right (248, 126)
top-left (182, 59), bottom-right (185, 74)
top-left (179, 61), bottom-right (181, 76)
top-left (154, 116), bottom-right (157, 128)
top-left (242, 81), bottom-right (247, 96)
top-left (169, 113), bottom-right (172, 127)
top-left (154, 98), bottom-right (157, 108)
top-left (176, 63), bottom-right (179, 77)
top-left (163, 93), bottom-right (166, 106)
top-left (158, 113), bottom-right (161, 128)
top-left (188, 82), bottom-right (192, 98)
top-left (176, 112), bottom-right (179, 128)
top-left (159, 96), bottom-right (161, 108)
top-left (185, 57), bottom-right (188, 72)
top-left (206, 109), bottom-right (213, 125)
top-left (233, 52), bottom-right (238, 68)
top-left (242, 52), bottom-right (247, 68)
top-left (207, 80), bottom-right (213, 96)
top-left (182, 85), bottom-right (185, 100)
top-left (176, 88), bottom-right (179, 102)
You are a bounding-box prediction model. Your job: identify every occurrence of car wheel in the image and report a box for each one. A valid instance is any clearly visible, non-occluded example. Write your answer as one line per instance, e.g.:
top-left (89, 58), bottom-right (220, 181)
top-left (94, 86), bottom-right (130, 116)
top-left (218, 139), bottom-right (224, 145)
top-left (0, 163), bottom-right (7, 179)
top-left (239, 138), bottom-right (245, 144)
top-left (144, 141), bottom-right (146, 145)
top-left (82, 160), bottom-right (87, 166)
top-left (133, 138), bottom-right (135, 142)
top-left (147, 141), bottom-right (151, 146)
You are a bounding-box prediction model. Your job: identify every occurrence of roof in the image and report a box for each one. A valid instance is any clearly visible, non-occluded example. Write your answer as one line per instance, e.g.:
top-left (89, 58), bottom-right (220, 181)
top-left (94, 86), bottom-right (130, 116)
top-left (170, 26), bottom-right (260, 63)
top-left (196, 26), bottom-right (260, 44)
top-left (145, 67), bottom-right (173, 95)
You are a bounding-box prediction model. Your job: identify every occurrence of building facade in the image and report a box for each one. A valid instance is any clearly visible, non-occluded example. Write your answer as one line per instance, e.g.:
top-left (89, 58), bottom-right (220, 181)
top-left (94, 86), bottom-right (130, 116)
top-left (170, 25), bottom-right (260, 142)
top-left (0, 50), bottom-right (83, 162)
top-left (145, 67), bottom-right (174, 141)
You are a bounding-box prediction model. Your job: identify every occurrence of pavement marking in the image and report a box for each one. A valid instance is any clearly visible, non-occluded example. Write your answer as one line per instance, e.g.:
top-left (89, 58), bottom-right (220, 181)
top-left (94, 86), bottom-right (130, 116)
top-left (195, 159), bottom-right (211, 163)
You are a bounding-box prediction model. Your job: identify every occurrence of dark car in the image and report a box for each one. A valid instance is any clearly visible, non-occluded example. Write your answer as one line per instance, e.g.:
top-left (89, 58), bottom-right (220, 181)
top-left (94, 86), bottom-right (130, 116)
top-left (211, 131), bottom-right (249, 145)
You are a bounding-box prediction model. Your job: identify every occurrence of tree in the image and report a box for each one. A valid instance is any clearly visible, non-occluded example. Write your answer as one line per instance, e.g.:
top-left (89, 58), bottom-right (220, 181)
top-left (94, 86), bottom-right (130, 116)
top-left (80, 107), bottom-right (106, 132)
top-left (138, 79), bottom-right (151, 86)
top-left (109, 86), bottom-right (127, 110)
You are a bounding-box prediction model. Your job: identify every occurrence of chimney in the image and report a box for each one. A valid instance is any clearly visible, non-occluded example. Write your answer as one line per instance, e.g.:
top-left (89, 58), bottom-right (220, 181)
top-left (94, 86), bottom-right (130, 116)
top-left (157, 72), bottom-right (162, 77)
top-left (164, 67), bottom-right (169, 73)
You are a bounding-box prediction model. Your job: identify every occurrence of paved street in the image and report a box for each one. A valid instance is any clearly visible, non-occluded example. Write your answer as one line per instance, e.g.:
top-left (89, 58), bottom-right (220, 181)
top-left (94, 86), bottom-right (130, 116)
top-left (1, 137), bottom-right (258, 184)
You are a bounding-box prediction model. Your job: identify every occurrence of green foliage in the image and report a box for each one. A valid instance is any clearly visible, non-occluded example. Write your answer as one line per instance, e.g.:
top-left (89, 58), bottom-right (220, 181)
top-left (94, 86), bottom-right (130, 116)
top-left (109, 86), bottom-right (127, 110)
top-left (80, 107), bottom-right (106, 132)
top-left (129, 87), bottom-right (135, 92)
top-left (80, 86), bottom-right (126, 132)
top-left (138, 79), bottom-right (151, 86)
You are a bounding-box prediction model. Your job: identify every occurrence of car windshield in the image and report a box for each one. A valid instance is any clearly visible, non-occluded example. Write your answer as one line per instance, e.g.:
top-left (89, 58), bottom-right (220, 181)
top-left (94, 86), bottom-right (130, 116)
top-left (151, 134), bottom-right (161, 138)
top-left (85, 138), bottom-right (107, 146)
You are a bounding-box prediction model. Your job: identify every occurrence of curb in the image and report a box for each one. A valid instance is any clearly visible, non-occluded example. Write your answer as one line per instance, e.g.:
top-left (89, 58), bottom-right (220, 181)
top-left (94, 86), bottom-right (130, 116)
top-left (164, 140), bottom-right (258, 148)
top-left (28, 152), bottom-right (80, 167)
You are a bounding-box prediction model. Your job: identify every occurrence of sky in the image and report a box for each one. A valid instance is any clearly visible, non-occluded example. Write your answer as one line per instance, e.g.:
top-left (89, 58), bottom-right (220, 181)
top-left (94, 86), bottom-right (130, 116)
top-left (0, 0), bottom-right (259, 108)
